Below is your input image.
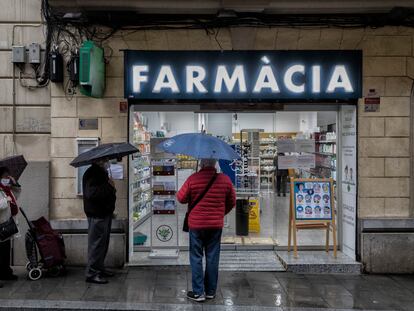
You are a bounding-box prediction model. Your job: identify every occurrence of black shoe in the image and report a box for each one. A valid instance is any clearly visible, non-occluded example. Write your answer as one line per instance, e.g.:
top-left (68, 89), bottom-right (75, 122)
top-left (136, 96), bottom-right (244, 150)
top-left (0, 274), bottom-right (18, 281)
top-left (283, 193), bottom-right (286, 197)
top-left (86, 275), bottom-right (108, 284)
top-left (100, 270), bottom-right (115, 277)
top-left (0, 283), bottom-right (3, 288)
top-left (187, 291), bottom-right (206, 302)
top-left (205, 293), bottom-right (216, 299)
top-left (277, 193), bottom-right (281, 197)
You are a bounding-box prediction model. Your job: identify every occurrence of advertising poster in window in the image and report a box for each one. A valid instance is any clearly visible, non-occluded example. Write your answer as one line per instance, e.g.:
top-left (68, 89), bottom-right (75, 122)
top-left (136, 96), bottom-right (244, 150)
top-left (293, 180), bottom-right (332, 221)
top-left (340, 106), bottom-right (357, 260)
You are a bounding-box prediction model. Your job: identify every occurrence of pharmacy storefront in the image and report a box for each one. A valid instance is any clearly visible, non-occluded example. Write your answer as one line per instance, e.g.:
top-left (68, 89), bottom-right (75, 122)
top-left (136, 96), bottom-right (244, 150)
top-left (124, 50), bottom-right (361, 268)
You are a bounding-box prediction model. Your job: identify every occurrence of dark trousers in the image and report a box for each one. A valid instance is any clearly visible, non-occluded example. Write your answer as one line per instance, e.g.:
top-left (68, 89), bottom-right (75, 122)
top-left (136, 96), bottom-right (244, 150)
top-left (189, 229), bottom-right (222, 296)
top-left (276, 175), bottom-right (287, 195)
top-left (0, 240), bottom-right (13, 277)
top-left (86, 215), bottom-right (112, 278)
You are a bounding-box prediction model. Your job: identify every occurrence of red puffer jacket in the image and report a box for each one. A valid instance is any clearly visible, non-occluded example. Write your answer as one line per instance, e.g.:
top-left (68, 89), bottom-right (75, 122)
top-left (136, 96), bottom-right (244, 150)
top-left (177, 167), bottom-right (236, 230)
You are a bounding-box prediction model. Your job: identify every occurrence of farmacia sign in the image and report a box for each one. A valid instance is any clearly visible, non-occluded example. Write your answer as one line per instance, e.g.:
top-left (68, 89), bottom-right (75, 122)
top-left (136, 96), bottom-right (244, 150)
top-left (124, 50), bottom-right (362, 101)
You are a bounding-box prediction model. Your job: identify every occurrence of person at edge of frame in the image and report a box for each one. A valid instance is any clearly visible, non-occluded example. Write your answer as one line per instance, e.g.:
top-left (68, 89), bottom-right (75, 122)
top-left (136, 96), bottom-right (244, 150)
top-left (0, 166), bottom-right (21, 287)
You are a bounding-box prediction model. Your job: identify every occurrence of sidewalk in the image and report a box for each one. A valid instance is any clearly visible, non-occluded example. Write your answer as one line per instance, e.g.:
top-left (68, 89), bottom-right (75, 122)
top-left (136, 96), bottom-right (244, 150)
top-left (0, 266), bottom-right (413, 311)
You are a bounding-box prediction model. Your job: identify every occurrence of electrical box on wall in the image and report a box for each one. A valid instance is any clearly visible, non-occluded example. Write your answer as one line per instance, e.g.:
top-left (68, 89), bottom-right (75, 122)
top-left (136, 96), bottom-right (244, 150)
top-left (79, 40), bottom-right (105, 98)
top-left (28, 43), bottom-right (41, 64)
top-left (68, 50), bottom-right (79, 84)
top-left (50, 50), bottom-right (63, 82)
top-left (12, 46), bottom-right (25, 64)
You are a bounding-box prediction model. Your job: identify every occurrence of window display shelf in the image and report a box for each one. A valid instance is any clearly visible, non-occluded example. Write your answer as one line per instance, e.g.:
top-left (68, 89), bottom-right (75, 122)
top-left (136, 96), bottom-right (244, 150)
top-left (133, 211), bottom-right (152, 229)
top-left (260, 183), bottom-right (273, 187)
top-left (133, 175), bottom-right (151, 183)
top-left (153, 210), bottom-right (175, 215)
top-left (318, 165), bottom-right (336, 170)
top-left (300, 168), bottom-right (336, 180)
top-left (153, 171), bottom-right (175, 176)
top-left (153, 190), bottom-right (176, 196)
top-left (260, 155), bottom-right (275, 159)
top-left (308, 151), bottom-right (336, 157)
top-left (130, 111), bottom-right (153, 235)
top-left (150, 151), bottom-right (178, 219)
top-left (132, 186), bottom-right (152, 195)
top-left (133, 196), bottom-right (153, 208)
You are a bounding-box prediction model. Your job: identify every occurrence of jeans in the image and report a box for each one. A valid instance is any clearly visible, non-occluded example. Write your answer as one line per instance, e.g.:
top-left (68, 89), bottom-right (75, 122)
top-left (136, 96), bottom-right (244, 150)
top-left (85, 215), bottom-right (112, 278)
top-left (189, 229), bottom-right (222, 296)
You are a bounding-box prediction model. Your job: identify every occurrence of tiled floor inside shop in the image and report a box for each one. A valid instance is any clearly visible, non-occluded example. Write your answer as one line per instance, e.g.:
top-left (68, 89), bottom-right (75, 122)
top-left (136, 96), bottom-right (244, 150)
top-left (1, 266), bottom-right (414, 311)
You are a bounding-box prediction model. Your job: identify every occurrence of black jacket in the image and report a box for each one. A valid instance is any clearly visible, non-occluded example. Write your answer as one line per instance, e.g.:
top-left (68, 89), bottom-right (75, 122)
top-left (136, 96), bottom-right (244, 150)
top-left (82, 164), bottom-right (116, 218)
top-left (273, 156), bottom-right (289, 177)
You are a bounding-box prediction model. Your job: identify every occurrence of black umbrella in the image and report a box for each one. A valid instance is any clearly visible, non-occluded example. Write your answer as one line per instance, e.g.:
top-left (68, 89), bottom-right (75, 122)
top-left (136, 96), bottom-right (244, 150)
top-left (0, 155), bottom-right (27, 180)
top-left (70, 143), bottom-right (139, 168)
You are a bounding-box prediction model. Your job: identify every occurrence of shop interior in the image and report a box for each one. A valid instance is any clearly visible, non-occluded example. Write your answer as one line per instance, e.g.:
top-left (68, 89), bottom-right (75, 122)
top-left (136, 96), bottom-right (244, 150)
top-left (128, 106), bottom-right (340, 261)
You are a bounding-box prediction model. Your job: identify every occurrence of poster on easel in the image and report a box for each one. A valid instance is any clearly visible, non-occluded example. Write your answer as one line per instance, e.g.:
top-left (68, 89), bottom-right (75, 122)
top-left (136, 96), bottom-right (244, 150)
top-left (293, 180), bottom-right (333, 221)
top-left (289, 178), bottom-right (337, 258)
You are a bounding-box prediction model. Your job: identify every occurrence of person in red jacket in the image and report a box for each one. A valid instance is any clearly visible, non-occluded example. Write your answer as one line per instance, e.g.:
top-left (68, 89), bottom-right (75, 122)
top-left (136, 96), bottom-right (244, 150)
top-left (177, 158), bottom-right (236, 302)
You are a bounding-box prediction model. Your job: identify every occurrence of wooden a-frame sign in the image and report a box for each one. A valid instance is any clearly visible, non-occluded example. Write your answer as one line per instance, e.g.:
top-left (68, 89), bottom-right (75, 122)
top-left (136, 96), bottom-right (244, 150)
top-left (288, 178), bottom-right (337, 258)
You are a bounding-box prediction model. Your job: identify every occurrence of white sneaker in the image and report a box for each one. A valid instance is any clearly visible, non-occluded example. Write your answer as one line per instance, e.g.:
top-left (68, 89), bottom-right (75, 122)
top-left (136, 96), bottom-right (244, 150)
top-left (187, 291), bottom-right (206, 302)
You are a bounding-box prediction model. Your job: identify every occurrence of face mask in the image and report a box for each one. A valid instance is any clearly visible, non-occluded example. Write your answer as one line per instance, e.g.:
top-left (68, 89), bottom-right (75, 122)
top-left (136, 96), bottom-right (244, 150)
top-left (104, 162), bottom-right (111, 170)
top-left (1, 178), bottom-right (10, 186)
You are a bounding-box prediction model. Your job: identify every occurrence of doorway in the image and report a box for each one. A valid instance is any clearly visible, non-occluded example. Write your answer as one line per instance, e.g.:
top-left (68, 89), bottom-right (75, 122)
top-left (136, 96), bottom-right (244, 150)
top-left (127, 104), bottom-right (355, 267)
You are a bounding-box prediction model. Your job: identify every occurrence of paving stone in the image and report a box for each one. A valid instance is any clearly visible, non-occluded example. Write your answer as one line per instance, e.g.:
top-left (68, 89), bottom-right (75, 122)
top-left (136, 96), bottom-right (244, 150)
top-left (0, 266), bottom-right (413, 310)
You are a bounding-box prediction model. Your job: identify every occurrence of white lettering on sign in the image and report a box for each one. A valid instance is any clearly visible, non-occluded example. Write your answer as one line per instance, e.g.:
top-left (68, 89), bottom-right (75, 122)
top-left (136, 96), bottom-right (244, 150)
top-left (132, 65), bottom-right (148, 93)
top-left (131, 62), bottom-right (355, 95)
top-left (312, 65), bottom-right (321, 93)
top-left (253, 65), bottom-right (280, 93)
top-left (186, 66), bottom-right (207, 93)
top-left (153, 65), bottom-right (179, 93)
top-left (214, 65), bottom-right (247, 93)
top-left (327, 65), bottom-right (353, 93)
top-left (284, 64), bottom-right (305, 93)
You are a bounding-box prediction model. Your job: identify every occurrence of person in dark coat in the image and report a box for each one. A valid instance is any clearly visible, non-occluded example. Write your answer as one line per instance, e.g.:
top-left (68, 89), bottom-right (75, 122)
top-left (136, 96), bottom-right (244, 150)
top-left (274, 153), bottom-right (289, 196)
top-left (177, 159), bottom-right (236, 302)
top-left (82, 159), bottom-right (116, 284)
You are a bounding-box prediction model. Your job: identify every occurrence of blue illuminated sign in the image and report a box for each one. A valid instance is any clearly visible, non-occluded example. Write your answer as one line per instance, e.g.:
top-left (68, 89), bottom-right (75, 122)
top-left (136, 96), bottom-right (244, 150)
top-left (124, 50), bottom-right (362, 101)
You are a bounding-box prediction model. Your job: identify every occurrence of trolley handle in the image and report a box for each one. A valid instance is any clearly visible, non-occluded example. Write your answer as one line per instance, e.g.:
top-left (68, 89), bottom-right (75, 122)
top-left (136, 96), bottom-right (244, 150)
top-left (19, 207), bottom-right (35, 230)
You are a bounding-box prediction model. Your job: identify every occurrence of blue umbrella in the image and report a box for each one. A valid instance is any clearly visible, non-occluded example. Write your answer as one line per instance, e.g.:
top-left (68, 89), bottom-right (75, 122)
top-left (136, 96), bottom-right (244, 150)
top-left (159, 133), bottom-right (241, 161)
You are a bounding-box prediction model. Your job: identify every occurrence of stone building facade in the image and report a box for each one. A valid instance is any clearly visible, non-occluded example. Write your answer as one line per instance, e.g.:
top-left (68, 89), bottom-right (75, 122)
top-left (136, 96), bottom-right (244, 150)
top-left (1, 0), bottom-right (413, 272)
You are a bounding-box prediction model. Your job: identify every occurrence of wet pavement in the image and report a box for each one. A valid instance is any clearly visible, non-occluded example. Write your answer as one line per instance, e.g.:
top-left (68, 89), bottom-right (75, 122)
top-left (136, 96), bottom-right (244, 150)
top-left (0, 266), bottom-right (414, 310)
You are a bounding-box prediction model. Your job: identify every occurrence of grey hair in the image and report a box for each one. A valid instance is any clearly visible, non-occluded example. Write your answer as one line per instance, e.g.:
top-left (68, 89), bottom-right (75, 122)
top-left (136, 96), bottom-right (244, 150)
top-left (200, 158), bottom-right (217, 168)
